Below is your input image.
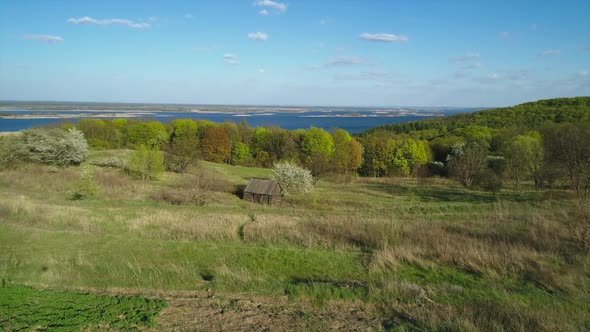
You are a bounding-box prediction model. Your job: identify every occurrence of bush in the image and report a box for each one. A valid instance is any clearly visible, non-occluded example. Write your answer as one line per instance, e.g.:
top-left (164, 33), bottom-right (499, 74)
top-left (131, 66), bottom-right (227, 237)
top-left (0, 135), bottom-right (27, 169)
top-left (70, 165), bottom-right (98, 200)
top-left (21, 128), bottom-right (88, 166)
top-left (476, 169), bottom-right (503, 194)
top-left (90, 157), bottom-right (123, 168)
top-left (273, 162), bottom-right (314, 196)
top-left (150, 188), bottom-right (206, 206)
top-left (127, 145), bottom-right (165, 181)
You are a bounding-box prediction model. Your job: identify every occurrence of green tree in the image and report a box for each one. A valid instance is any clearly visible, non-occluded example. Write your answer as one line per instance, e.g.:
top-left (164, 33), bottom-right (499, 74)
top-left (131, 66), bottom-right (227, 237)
top-left (169, 119), bottom-right (198, 140)
top-left (332, 129), bottom-right (352, 173)
top-left (164, 137), bottom-right (201, 173)
top-left (128, 145), bottom-right (165, 181)
top-left (301, 127), bottom-right (334, 175)
top-left (503, 136), bottom-right (530, 191)
top-left (231, 142), bottom-right (251, 165)
top-left (301, 127), bottom-right (334, 158)
top-left (544, 123), bottom-right (590, 199)
top-left (447, 142), bottom-right (488, 188)
top-left (127, 121), bottom-right (169, 148)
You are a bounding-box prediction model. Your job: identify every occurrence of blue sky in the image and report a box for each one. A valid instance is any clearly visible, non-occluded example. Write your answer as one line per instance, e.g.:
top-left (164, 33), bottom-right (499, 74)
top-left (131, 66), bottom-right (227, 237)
top-left (0, 0), bottom-right (589, 107)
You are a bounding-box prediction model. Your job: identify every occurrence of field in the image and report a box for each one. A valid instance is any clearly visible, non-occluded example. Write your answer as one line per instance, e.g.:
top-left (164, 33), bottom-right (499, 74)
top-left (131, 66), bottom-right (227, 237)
top-left (1, 150), bottom-right (589, 330)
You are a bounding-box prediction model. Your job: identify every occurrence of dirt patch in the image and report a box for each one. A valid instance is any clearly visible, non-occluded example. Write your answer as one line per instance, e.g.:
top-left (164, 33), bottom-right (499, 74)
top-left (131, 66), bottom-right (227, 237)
top-left (155, 294), bottom-right (381, 331)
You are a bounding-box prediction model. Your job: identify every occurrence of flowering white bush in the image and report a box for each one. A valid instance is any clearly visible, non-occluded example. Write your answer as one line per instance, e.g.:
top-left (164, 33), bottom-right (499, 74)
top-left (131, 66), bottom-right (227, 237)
top-left (22, 128), bottom-right (89, 166)
top-left (272, 162), bottom-right (314, 196)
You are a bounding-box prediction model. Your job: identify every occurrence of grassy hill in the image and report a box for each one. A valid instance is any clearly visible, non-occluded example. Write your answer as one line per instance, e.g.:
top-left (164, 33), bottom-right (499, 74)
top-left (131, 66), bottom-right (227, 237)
top-left (362, 96), bottom-right (590, 137)
top-left (1, 149), bottom-right (589, 330)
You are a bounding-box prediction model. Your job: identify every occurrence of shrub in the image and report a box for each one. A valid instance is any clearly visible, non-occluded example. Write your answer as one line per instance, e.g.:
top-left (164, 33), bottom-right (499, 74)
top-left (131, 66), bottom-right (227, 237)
top-left (70, 165), bottom-right (98, 200)
top-left (21, 128), bottom-right (88, 166)
top-left (273, 162), bottom-right (314, 196)
top-left (476, 169), bottom-right (503, 193)
top-left (0, 135), bottom-right (28, 169)
top-left (164, 137), bottom-right (200, 173)
top-left (90, 157), bottom-right (123, 168)
top-left (150, 188), bottom-right (205, 206)
top-left (127, 145), bottom-right (165, 181)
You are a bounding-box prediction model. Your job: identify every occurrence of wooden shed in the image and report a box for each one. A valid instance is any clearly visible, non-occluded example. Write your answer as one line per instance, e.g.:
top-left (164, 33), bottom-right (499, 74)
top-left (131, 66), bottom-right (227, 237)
top-left (243, 179), bottom-right (282, 205)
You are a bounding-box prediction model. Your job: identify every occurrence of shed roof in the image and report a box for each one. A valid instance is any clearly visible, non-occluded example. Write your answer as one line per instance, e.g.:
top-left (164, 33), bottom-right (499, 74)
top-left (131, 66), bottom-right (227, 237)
top-left (244, 179), bottom-right (280, 195)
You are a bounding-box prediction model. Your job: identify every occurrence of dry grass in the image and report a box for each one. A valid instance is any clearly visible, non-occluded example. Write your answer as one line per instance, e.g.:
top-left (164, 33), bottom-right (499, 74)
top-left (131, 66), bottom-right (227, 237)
top-left (0, 195), bottom-right (102, 233)
top-left (243, 214), bottom-right (401, 250)
top-left (370, 204), bottom-right (590, 293)
top-left (127, 209), bottom-right (248, 241)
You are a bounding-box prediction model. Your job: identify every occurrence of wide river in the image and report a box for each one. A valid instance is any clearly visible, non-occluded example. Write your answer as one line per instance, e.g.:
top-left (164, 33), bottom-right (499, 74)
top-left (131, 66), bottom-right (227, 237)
top-left (0, 107), bottom-right (478, 133)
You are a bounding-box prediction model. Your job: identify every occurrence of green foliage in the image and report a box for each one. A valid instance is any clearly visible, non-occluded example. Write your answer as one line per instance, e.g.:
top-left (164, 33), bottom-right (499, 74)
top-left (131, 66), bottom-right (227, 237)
top-left (169, 119), bottom-right (198, 140)
top-left (365, 97), bottom-right (590, 135)
top-left (164, 137), bottom-right (200, 173)
top-left (0, 135), bottom-right (27, 169)
top-left (70, 165), bottom-right (98, 200)
top-left (231, 142), bottom-right (251, 165)
top-left (332, 129), bottom-right (360, 174)
top-left (447, 142), bottom-right (488, 187)
top-left (503, 134), bottom-right (544, 191)
top-left (301, 127), bottom-right (334, 158)
top-left (0, 284), bottom-right (166, 331)
top-left (126, 121), bottom-right (169, 148)
top-left (127, 145), bottom-right (165, 181)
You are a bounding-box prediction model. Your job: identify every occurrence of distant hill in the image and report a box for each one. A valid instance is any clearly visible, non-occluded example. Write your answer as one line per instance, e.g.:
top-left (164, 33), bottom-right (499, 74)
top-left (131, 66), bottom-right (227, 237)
top-left (361, 97), bottom-right (590, 136)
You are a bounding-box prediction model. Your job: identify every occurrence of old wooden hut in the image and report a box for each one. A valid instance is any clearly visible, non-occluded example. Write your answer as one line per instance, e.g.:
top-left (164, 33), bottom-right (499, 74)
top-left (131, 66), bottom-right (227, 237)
top-left (243, 179), bottom-right (282, 205)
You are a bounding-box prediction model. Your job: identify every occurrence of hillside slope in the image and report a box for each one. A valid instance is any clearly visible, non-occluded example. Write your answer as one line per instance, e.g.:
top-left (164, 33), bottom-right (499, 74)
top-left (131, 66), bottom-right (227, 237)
top-left (362, 96), bottom-right (590, 136)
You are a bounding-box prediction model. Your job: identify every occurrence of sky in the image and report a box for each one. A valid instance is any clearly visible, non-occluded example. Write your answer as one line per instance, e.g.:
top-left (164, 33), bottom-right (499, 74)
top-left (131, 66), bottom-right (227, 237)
top-left (0, 0), bottom-right (589, 107)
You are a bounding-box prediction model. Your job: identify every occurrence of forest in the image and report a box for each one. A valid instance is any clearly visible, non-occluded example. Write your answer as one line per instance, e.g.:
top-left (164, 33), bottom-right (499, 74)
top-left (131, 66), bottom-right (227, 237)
top-left (36, 96), bottom-right (589, 199)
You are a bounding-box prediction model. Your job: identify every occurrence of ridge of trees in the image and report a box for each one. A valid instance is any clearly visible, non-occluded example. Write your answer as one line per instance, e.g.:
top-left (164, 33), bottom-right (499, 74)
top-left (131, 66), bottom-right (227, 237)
top-left (66, 96), bottom-right (590, 198)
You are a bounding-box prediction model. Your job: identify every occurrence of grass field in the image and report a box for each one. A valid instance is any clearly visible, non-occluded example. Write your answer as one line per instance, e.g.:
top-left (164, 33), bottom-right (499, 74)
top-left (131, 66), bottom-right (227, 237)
top-left (1, 150), bottom-right (589, 330)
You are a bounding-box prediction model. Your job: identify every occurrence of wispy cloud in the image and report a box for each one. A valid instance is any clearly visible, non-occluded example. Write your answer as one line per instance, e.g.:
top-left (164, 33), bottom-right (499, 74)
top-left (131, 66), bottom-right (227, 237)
top-left (259, 9), bottom-right (269, 15)
top-left (530, 23), bottom-right (539, 31)
top-left (184, 13), bottom-right (193, 19)
top-left (248, 32), bottom-right (268, 41)
top-left (254, 0), bottom-right (287, 13)
top-left (320, 19), bottom-right (328, 25)
top-left (475, 73), bottom-right (502, 84)
top-left (67, 16), bottom-right (150, 29)
top-left (223, 53), bottom-right (240, 65)
top-left (325, 56), bottom-right (365, 67)
top-left (24, 34), bottom-right (64, 44)
top-left (451, 53), bottom-right (480, 63)
top-left (359, 33), bottom-right (408, 42)
top-left (500, 31), bottom-right (510, 38)
top-left (539, 49), bottom-right (560, 57)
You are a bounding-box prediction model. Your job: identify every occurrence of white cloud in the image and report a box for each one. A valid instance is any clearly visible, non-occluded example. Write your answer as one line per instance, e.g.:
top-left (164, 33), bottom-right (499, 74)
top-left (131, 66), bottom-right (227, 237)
top-left (451, 53), bottom-right (480, 63)
top-left (259, 68), bottom-right (265, 73)
top-left (24, 34), bottom-right (64, 44)
top-left (248, 32), bottom-right (268, 41)
top-left (539, 49), bottom-right (560, 56)
top-left (259, 9), bottom-right (269, 15)
top-left (223, 53), bottom-right (240, 65)
top-left (462, 62), bottom-right (482, 70)
top-left (359, 33), bottom-right (408, 42)
top-left (67, 16), bottom-right (150, 29)
top-left (254, 0), bottom-right (287, 13)
top-left (325, 56), bottom-right (365, 67)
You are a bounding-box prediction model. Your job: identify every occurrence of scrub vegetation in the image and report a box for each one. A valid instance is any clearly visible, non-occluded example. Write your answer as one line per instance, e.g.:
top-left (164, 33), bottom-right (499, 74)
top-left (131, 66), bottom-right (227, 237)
top-left (0, 97), bottom-right (589, 330)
